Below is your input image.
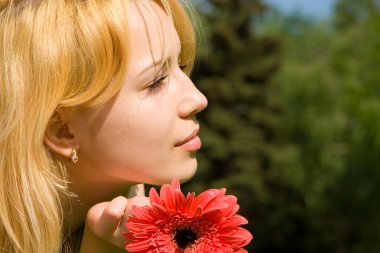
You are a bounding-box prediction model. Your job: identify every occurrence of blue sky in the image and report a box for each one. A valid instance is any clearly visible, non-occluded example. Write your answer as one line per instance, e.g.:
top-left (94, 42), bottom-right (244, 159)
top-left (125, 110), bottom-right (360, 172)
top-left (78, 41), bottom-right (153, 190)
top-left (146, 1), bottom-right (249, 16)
top-left (264, 0), bottom-right (338, 18)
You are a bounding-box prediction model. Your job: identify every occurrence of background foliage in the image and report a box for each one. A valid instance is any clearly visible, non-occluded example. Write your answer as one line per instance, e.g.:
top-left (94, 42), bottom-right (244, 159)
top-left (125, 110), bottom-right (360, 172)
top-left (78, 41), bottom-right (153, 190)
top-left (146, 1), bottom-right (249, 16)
top-left (183, 0), bottom-right (380, 252)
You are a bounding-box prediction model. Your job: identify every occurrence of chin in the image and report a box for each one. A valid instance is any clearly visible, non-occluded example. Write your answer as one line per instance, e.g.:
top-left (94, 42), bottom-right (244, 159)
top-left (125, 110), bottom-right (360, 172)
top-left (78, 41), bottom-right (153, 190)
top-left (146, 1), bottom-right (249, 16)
top-left (176, 166), bottom-right (197, 183)
top-left (150, 160), bottom-right (198, 185)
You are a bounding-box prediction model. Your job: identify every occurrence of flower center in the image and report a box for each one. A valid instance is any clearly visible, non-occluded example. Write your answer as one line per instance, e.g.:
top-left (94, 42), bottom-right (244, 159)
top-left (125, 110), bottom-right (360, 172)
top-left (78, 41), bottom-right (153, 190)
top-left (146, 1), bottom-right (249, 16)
top-left (173, 228), bottom-right (199, 249)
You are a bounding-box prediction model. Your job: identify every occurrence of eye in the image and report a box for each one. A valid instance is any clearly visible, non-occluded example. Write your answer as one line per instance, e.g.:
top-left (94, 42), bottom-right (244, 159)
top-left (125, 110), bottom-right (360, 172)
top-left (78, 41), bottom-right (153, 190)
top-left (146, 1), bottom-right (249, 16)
top-left (148, 75), bottom-right (168, 93)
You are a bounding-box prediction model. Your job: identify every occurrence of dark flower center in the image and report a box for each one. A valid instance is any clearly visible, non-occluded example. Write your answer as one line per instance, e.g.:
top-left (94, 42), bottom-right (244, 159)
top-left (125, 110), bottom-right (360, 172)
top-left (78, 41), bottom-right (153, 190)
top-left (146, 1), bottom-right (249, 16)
top-left (174, 228), bottom-right (199, 249)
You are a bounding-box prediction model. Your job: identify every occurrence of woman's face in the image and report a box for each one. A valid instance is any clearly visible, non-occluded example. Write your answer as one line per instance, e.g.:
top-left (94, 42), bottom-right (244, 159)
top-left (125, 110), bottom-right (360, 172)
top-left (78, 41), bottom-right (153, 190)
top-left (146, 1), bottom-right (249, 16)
top-left (67, 1), bottom-right (207, 186)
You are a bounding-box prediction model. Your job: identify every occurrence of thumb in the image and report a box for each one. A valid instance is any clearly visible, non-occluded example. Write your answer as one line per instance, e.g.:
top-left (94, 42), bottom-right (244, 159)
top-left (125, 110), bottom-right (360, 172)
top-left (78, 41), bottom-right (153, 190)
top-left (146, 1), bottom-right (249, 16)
top-left (122, 184), bottom-right (150, 226)
top-left (120, 184), bottom-right (150, 244)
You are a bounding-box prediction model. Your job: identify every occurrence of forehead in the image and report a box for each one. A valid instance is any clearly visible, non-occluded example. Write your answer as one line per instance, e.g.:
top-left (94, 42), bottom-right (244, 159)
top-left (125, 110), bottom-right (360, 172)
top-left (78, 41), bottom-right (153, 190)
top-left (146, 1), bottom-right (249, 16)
top-left (127, 0), bottom-right (179, 75)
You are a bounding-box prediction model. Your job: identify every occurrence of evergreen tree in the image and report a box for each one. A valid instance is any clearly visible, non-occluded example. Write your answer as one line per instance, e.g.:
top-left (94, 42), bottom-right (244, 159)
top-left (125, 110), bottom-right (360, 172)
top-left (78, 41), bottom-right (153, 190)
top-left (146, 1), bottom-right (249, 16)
top-left (185, 0), bottom-right (380, 252)
top-left (256, 0), bottom-right (380, 251)
top-left (184, 1), bottom-right (284, 252)
top-left (334, 0), bottom-right (380, 30)
top-left (327, 1), bottom-right (380, 251)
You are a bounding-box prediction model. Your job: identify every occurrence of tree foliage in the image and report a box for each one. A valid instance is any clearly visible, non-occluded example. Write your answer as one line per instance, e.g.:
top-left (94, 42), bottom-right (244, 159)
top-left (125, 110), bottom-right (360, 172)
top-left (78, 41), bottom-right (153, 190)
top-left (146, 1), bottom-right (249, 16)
top-left (184, 0), bottom-right (282, 252)
top-left (184, 0), bottom-right (380, 252)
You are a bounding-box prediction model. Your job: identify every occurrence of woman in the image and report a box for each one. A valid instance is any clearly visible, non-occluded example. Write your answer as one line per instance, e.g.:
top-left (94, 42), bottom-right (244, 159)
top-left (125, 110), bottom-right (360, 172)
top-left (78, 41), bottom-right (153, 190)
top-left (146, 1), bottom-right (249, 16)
top-left (0, 0), bottom-right (207, 252)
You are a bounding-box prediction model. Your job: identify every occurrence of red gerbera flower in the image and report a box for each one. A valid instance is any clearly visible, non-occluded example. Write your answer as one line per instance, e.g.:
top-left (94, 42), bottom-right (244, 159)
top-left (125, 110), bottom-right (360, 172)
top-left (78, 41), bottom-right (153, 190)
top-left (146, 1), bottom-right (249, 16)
top-left (124, 179), bottom-right (253, 253)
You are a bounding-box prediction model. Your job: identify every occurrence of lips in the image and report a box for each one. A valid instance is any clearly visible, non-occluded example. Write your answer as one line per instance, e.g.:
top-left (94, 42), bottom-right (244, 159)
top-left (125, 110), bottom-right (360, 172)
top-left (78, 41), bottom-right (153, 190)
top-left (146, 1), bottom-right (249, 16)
top-left (175, 127), bottom-right (201, 151)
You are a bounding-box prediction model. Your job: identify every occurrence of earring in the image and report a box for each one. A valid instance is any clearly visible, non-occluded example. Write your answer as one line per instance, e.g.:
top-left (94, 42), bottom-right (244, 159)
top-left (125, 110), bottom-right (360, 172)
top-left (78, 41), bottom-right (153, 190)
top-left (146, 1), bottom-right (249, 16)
top-left (70, 148), bottom-right (78, 163)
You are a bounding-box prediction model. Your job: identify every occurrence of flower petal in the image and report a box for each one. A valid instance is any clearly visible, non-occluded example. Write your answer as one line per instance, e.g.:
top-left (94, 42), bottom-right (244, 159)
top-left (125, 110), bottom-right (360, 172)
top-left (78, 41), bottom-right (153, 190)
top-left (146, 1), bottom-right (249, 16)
top-left (125, 179), bottom-right (253, 253)
top-left (151, 202), bottom-right (171, 218)
top-left (171, 178), bottom-right (181, 190)
top-left (219, 215), bottom-right (249, 231)
top-left (131, 205), bottom-right (155, 221)
top-left (192, 204), bottom-right (204, 217)
top-left (149, 187), bottom-right (162, 205)
top-left (219, 227), bottom-right (253, 247)
top-left (125, 238), bottom-right (152, 252)
top-left (191, 189), bottom-right (219, 211)
top-left (184, 192), bottom-right (195, 214)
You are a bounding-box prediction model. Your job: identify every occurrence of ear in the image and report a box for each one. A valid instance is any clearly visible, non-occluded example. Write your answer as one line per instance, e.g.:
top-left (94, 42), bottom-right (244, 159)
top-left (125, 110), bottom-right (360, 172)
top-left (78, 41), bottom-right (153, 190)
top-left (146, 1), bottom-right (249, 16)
top-left (44, 109), bottom-right (80, 160)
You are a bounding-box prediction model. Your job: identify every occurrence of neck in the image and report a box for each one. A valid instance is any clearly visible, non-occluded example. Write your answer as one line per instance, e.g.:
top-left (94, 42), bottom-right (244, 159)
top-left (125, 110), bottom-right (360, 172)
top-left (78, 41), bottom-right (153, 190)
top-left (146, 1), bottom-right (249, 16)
top-left (63, 176), bottom-right (136, 238)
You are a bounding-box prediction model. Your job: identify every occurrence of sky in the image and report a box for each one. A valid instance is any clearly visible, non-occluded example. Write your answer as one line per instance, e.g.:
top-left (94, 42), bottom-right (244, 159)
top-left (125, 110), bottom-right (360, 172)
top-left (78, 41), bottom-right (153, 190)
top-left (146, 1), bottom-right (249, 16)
top-left (264, 0), bottom-right (338, 18)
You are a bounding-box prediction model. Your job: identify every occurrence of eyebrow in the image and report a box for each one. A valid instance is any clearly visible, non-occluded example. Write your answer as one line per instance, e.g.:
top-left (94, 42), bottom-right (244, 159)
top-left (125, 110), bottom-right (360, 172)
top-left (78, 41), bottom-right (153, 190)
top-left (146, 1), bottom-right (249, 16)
top-left (135, 42), bottom-right (182, 79)
top-left (137, 57), bottom-right (168, 78)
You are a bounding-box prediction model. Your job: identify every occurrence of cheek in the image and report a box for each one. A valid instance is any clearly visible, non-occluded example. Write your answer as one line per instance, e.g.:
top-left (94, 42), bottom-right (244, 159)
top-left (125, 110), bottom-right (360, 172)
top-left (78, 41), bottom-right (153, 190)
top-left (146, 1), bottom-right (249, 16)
top-left (93, 114), bottom-right (169, 157)
top-left (79, 104), bottom-right (177, 178)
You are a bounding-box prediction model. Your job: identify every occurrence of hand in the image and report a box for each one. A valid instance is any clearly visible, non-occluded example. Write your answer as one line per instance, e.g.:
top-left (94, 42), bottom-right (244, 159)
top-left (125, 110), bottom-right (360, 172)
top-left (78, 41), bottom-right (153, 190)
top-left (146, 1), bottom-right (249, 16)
top-left (79, 184), bottom-right (150, 253)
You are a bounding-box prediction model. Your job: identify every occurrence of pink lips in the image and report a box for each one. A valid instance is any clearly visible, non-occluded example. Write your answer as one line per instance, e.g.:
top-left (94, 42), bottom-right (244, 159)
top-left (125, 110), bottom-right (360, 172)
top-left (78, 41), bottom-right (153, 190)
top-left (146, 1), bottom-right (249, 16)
top-left (175, 128), bottom-right (201, 151)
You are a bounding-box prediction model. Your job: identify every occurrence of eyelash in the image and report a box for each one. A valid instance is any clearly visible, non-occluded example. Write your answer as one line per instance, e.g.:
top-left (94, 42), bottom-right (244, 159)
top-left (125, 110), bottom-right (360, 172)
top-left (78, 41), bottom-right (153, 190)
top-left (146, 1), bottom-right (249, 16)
top-left (148, 75), bottom-right (168, 92)
top-left (147, 65), bottom-right (187, 93)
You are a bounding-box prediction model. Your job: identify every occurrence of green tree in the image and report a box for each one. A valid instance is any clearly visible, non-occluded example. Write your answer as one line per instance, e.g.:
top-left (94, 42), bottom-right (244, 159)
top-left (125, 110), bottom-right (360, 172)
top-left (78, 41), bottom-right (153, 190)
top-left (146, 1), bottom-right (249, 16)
top-left (184, 1), bottom-right (289, 252)
top-left (263, 0), bottom-right (380, 252)
top-left (265, 13), bottom-right (345, 252)
top-left (186, 0), bottom-right (380, 252)
top-left (326, 3), bottom-right (380, 251)
top-left (334, 0), bottom-right (380, 30)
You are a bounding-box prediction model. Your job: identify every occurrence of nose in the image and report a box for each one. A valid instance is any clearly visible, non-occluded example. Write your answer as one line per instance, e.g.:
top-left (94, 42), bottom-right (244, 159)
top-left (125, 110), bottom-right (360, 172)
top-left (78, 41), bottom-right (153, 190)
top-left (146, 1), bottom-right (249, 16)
top-left (177, 75), bottom-right (208, 118)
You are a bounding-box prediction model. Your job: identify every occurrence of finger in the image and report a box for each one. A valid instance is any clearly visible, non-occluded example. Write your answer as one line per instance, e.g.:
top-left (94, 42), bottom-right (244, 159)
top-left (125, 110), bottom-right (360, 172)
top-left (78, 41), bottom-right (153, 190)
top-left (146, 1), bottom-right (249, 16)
top-left (127, 183), bottom-right (145, 198)
top-left (96, 196), bottom-right (129, 237)
top-left (129, 195), bottom-right (150, 208)
top-left (126, 185), bottom-right (150, 217)
top-left (114, 195), bottom-right (151, 248)
top-left (123, 195), bottom-right (151, 222)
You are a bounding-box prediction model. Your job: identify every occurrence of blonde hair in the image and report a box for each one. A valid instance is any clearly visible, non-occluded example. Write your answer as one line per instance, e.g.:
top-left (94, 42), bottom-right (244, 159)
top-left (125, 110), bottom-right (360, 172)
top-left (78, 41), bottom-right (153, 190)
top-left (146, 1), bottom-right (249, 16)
top-left (0, 0), bottom-right (197, 252)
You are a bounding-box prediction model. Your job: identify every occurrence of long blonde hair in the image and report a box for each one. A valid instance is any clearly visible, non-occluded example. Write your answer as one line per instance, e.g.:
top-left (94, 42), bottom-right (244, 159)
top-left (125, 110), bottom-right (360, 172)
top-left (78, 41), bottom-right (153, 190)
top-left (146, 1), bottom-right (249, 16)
top-left (0, 0), bottom-right (197, 252)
